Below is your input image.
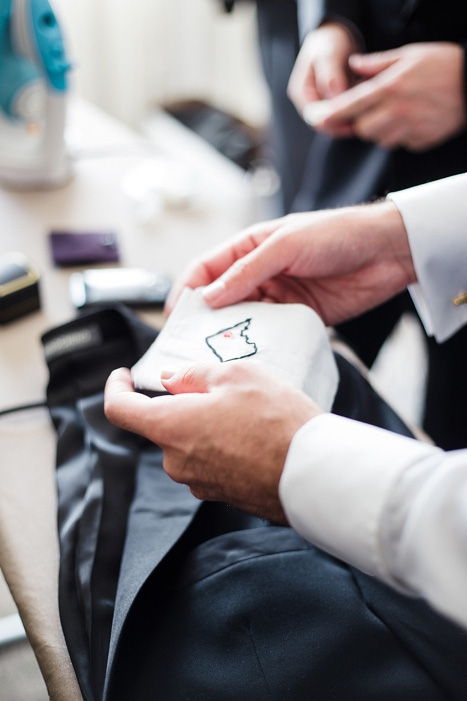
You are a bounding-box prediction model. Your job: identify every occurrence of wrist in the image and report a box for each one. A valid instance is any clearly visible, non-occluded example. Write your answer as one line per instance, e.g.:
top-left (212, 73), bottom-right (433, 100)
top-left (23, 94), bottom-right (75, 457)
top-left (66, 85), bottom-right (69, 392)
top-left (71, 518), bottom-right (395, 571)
top-left (372, 200), bottom-right (417, 287)
top-left (318, 17), bottom-right (364, 54)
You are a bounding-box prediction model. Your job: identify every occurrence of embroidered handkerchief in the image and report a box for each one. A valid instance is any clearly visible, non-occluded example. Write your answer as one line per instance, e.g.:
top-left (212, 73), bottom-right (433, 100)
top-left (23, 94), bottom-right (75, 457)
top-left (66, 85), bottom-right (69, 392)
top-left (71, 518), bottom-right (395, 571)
top-left (131, 287), bottom-right (339, 410)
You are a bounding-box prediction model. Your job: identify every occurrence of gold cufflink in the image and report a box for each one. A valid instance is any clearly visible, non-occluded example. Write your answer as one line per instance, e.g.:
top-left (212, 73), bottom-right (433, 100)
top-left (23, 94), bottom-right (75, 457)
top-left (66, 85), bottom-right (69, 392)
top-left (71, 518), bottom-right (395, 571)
top-left (453, 292), bottom-right (467, 306)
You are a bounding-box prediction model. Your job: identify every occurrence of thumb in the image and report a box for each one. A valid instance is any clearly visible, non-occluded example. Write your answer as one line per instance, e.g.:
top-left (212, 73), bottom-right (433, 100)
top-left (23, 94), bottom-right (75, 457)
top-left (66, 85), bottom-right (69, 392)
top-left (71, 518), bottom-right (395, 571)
top-left (202, 239), bottom-right (285, 308)
top-left (160, 363), bottom-right (218, 395)
top-left (315, 55), bottom-right (350, 99)
top-left (349, 50), bottom-right (399, 77)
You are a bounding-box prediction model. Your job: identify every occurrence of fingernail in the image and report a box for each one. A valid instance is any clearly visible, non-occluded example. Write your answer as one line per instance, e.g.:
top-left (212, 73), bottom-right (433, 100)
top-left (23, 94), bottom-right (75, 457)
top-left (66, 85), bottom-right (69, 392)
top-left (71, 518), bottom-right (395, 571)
top-left (109, 367), bottom-right (125, 376)
top-left (203, 279), bottom-right (225, 302)
top-left (160, 367), bottom-right (177, 381)
top-left (303, 100), bottom-right (332, 126)
top-left (349, 53), bottom-right (363, 65)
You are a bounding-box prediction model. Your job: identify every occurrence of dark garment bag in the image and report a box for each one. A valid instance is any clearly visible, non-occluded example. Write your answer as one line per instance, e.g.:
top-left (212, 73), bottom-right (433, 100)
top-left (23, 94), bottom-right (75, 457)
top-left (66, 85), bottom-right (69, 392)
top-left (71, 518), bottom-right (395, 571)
top-left (42, 306), bottom-right (467, 701)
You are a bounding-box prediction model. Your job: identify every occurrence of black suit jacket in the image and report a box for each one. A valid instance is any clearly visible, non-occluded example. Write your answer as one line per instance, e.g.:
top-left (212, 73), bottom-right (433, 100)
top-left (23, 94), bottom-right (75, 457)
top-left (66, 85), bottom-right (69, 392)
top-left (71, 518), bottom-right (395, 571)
top-left (249, 0), bottom-right (467, 210)
top-left (43, 306), bottom-right (467, 700)
top-left (323, 0), bottom-right (467, 49)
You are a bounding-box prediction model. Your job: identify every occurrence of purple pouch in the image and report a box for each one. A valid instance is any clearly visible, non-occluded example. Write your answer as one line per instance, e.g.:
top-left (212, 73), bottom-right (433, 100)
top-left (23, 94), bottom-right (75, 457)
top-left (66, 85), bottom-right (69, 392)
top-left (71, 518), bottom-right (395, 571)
top-left (49, 230), bottom-right (120, 266)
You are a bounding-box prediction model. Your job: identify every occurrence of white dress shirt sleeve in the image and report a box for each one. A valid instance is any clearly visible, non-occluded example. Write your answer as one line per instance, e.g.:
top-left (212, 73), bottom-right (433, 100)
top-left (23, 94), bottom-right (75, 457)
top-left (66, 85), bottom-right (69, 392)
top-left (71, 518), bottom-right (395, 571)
top-left (387, 172), bottom-right (467, 343)
top-left (279, 172), bottom-right (467, 628)
top-left (279, 413), bottom-right (467, 629)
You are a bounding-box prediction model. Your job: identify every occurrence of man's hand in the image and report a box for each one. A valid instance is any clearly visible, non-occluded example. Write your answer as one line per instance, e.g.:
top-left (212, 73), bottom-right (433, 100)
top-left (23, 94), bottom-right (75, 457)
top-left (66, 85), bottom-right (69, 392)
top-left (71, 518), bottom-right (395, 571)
top-left (311, 42), bottom-right (467, 151)
top-left (165, 201), bottom-right (416, 327)
top-left (104, 363), bottom-right (321, 523)
top-left (287, 22), bottom-right (359, 120)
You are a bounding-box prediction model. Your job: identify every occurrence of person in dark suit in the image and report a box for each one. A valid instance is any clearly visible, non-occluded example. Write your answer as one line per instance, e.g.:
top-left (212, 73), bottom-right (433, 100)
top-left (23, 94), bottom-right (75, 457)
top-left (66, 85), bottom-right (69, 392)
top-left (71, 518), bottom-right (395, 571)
top-left (226, 0), bottom-right (467, 450)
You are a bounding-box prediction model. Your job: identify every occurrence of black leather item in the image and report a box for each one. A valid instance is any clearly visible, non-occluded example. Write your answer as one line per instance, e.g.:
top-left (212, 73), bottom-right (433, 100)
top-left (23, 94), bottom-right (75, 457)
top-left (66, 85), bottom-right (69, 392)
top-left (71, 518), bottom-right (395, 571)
top-left (43, 306), bottom-right (467, 701)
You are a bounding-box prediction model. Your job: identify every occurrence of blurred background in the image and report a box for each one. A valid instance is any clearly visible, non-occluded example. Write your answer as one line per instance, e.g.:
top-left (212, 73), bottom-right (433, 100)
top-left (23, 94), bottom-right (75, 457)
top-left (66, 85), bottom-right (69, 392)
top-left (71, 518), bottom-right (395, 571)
top-left (54, 0), bottom-right (271, 133)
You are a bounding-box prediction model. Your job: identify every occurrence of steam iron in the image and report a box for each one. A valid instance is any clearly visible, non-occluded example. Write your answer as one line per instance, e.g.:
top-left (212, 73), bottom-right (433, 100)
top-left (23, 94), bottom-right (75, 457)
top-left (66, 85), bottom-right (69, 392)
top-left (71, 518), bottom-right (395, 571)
top-left (0, 0), bottom-right (71, 189)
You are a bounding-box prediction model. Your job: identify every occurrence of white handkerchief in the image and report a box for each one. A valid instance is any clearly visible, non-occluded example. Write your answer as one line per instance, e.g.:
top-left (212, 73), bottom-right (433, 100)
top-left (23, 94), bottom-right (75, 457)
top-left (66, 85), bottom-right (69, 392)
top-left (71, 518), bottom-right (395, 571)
top-left (131, 288), bottom-right (339, 410)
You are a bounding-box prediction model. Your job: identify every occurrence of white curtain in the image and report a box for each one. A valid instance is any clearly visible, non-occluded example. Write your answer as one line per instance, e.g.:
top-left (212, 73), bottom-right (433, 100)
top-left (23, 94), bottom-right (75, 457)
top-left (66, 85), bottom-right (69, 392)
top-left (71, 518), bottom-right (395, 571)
top-left (53, 0), bottom-right (270, 130)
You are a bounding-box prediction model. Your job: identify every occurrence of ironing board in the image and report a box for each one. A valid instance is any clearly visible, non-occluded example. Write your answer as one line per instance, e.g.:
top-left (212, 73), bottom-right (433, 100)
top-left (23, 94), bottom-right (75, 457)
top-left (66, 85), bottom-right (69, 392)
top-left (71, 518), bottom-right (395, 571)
top-left (0, 98), bottom-right (256, 699)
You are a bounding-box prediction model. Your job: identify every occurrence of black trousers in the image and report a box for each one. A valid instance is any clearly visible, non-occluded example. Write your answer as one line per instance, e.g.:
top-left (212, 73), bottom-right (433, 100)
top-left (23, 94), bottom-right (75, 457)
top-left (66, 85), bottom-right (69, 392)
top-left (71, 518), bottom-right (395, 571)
top-left (42, 306), bottom-right (467, 701)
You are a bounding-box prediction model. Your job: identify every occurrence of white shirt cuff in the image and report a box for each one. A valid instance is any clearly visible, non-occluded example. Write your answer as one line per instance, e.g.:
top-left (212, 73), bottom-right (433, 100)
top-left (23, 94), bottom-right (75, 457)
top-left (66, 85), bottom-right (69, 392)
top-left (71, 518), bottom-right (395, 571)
top-left (387, 173), bottom-right (467, 342)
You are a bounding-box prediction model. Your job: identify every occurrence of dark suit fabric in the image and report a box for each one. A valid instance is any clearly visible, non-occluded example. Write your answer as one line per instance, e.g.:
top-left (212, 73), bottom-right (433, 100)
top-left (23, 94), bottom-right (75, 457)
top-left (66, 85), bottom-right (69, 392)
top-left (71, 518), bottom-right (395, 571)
top-left (252, 0), bottom-right (467, 450)
top-left (43, 306), bottom-right (467, 700)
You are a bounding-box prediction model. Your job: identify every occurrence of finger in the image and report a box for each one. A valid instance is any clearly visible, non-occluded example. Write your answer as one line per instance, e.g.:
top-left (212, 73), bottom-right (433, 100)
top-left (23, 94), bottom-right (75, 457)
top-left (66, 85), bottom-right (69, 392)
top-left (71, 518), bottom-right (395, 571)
top-left (164, 221), bottom-right (280, 315)
top-left (162, 358), bottom-right (269, 398)
top-left (161, 360), bottom-right (247, 396)
top-left (160, 362), bottom-right (215, 395)
top-left (303, 99), bottom-right (333, 127)
top-left (163, 267), bottom-right (211, 316)
top-left (202, 236), bottom-right (289, 308)
top-left (164, 243), bottom-right (244, 315)
top-left (314, 54), bottom-right (350, 99)
top-left (105, 367), bottom-right (202, 446)
top-left (104, 367), bottom-right (135, 397)
top-left (352, 105), bottom-right (400, 146)
top-left (302, 97), bottom-right (354, 134)
top-left (317, 78), bottom-right (384, 127)
top-left (104, 367), bottom-right (155, 432)
top-left (349, 50), bottom-right (400, 78)
top-left (404, 134), bottom-right (436, 152)
top-left (313, 119), bottom-right (354, 138)
top-left (287, 58), bottom-right (320, 115)
top-left (164, 254), bottom-right (227, 316)
top-left (104, 368), bottom-right (192, 430)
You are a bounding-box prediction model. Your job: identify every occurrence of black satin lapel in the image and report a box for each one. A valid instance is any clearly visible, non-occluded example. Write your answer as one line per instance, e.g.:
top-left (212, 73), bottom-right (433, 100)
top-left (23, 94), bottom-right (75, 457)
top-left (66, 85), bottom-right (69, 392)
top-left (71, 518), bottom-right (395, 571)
top-left (43, 305), bottom-right (161, 700)
top-left (77, 393), bottom-right (145, 700)
top-left (103, 453), bottom-right (201, 700)
top-left (331, 352), bottom-right (415, 438)
top-left (53, 402), bottom-right (97, 701)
